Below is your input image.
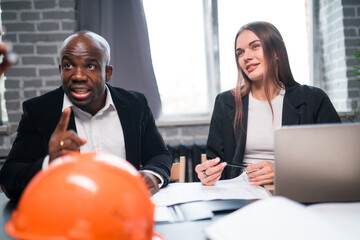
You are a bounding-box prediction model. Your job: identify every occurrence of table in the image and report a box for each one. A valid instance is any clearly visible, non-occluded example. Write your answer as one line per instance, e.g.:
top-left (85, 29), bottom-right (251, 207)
top-left (155, 216), bottom-right (222, 240)
top-left (1, 191), bottom-right (359, 240)
top-left (0, 193), bottom-right (16, 240)
top-left (0, 193), bottom-right (254, 240)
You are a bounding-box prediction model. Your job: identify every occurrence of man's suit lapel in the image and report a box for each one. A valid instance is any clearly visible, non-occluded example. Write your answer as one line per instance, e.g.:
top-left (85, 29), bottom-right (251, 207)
top-left (40, 87), bottom-right (77, 143)
top-left (45, 85), bottom-right (137, 162)
top-left (107, 85), bottom-right (138, 163)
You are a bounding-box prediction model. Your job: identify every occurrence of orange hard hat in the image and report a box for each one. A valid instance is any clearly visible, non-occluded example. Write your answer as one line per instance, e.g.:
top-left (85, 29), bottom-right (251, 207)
top-left (6, 152), bottom-right (164, 240)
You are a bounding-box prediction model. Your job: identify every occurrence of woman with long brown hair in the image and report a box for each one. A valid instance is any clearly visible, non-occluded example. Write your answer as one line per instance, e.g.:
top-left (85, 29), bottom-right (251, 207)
top-left (195, 21), bottom-right (340, 186)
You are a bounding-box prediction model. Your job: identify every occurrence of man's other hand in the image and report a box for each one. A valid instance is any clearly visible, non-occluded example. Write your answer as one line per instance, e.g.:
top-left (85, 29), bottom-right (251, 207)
top-left (139, 171), bottom-right (160, 195)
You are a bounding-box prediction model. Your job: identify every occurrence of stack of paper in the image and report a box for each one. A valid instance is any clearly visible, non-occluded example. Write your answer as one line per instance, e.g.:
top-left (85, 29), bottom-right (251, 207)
top-left (152, 173), bottom-right (271, 207)
top-left (152, 173), bottom-right (271, 222)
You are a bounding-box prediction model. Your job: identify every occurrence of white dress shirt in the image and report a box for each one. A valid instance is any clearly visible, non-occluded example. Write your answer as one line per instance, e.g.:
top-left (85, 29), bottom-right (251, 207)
top-left (65, 87), bottom-right (126, 159)
top-left (42, 86), bottom-right (163, 186)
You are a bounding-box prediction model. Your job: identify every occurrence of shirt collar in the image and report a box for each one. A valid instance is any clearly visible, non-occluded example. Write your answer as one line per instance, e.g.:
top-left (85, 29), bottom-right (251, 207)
top-left (62, 85), bottom-right (116, 114)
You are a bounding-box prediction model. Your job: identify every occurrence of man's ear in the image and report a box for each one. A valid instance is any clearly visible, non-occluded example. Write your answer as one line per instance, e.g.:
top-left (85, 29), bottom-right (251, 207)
top-left (105, 65), bottom-right (113, 82)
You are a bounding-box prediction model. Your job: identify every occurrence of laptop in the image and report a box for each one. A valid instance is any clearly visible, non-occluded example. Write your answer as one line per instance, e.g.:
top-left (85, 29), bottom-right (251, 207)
top-left (274, 123), bottom-right (360, 203)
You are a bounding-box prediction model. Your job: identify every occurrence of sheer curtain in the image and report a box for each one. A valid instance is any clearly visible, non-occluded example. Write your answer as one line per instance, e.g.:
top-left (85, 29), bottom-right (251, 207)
top-left (76, 0), bottom-right (162, 118)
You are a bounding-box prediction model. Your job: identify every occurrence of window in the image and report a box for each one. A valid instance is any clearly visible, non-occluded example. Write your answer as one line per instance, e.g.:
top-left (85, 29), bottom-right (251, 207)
top-left (217, 0), bottom-right (310, 91)
top-left (143, 0), bottom-right (309, 118)
top-left (143, 0), bottom-right (209, 118)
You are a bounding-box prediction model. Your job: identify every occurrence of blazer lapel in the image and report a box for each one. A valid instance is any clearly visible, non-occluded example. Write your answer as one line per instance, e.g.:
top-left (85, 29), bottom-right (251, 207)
top-left (107, 85), bottom-right (138, 163)
top-left (282, 87), bottom-right (304, 125)
top-left (231, 95), bottom-right (249, 178)
top-left (40, 87), bottom-right (76, 143)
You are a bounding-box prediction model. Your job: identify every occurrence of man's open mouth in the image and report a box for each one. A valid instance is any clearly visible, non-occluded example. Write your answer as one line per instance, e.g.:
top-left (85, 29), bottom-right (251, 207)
top-left (70, 87), bottom-right (91, 99)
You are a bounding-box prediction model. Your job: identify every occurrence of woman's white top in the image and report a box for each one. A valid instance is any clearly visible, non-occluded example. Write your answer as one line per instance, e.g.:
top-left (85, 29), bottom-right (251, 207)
top-left (243, 88), bottom-right (285, 164)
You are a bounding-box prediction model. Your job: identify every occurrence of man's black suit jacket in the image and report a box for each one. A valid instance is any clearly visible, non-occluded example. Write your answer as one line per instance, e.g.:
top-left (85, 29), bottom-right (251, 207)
top-left (206, 84), bottom-right (342, 179)
top-left (0, 84), bottom-right (172, 201)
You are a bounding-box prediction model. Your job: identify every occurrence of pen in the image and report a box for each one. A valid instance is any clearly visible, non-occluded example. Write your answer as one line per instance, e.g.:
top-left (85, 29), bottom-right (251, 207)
top-left (223, 162), bottom-right (260, 174)
top-left (225, 162), bottom-right (247, 168)
top-left (245, 168), bottom-right (260, 174)
top-left (205, 155), bottom-right (248, 169)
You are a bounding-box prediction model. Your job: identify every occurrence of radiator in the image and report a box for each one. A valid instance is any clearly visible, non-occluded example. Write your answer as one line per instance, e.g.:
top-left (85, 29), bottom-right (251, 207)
top-left (166, 144), bottom-right (206, 182)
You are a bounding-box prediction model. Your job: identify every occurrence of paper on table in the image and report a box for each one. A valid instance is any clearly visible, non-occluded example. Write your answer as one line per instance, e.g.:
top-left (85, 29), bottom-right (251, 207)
top-left (205, 196), bottom-right (360, 240)
top-left (151, 172), bottom-right (271, 207)
top-left (153, 206), bottom-right (177, 222)
top-left (305, 201), bottom-right (360, 235)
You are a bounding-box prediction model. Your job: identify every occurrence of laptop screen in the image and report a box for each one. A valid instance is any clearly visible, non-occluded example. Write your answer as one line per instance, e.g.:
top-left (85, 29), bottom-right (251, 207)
top-left (274, 123), bottom-right (360, 203)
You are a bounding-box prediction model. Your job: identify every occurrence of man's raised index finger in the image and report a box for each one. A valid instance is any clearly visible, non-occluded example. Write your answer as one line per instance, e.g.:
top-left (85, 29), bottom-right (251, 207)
top-left (55, 107), bottom-right (71, 132)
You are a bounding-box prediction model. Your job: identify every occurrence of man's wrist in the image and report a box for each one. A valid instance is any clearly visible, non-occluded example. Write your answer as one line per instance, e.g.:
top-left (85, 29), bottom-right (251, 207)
top-left (140, 169), bottom-right (164, 188)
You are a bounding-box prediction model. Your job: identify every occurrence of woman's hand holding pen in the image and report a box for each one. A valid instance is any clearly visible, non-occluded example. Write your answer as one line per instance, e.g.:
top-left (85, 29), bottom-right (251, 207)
top-left (246, 161), bottom-right (274, 186)
top-left (195, 157), bottom-right (227, 186)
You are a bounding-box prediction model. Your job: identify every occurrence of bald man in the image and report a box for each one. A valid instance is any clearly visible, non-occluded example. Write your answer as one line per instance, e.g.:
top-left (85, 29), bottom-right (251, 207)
top-left (0, 31), bottom-right (172, 201)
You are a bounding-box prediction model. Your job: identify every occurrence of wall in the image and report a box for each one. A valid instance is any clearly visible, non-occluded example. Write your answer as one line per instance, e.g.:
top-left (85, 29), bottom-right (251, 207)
top-left (0, 0), bottom-right (76, 156)
top-left (343, 0), bottom-right (360, 115)
top-left (318, 0), bottom-right (360, 115)
top-left (157, 121), bottom-right (209, 145)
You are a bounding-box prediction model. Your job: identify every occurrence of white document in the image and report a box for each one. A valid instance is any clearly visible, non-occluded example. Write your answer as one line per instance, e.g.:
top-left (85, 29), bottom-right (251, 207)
top-left (151, 172), bottom-right (271, 207)
top-left (153, 206), bottom-right (177, 222)
top-left (205, 196), bottom-right (360, 240)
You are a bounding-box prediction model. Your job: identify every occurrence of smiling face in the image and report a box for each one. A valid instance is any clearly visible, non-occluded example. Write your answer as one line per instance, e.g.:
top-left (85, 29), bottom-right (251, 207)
top-left (235, 30), bottom-right (265, 83)
top-left (59, 32), bottom-right (113, 115)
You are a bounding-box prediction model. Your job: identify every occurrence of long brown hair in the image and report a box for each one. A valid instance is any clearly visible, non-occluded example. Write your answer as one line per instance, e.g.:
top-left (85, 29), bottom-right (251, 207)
top-left (231, 21), bottom-right (299, 132)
